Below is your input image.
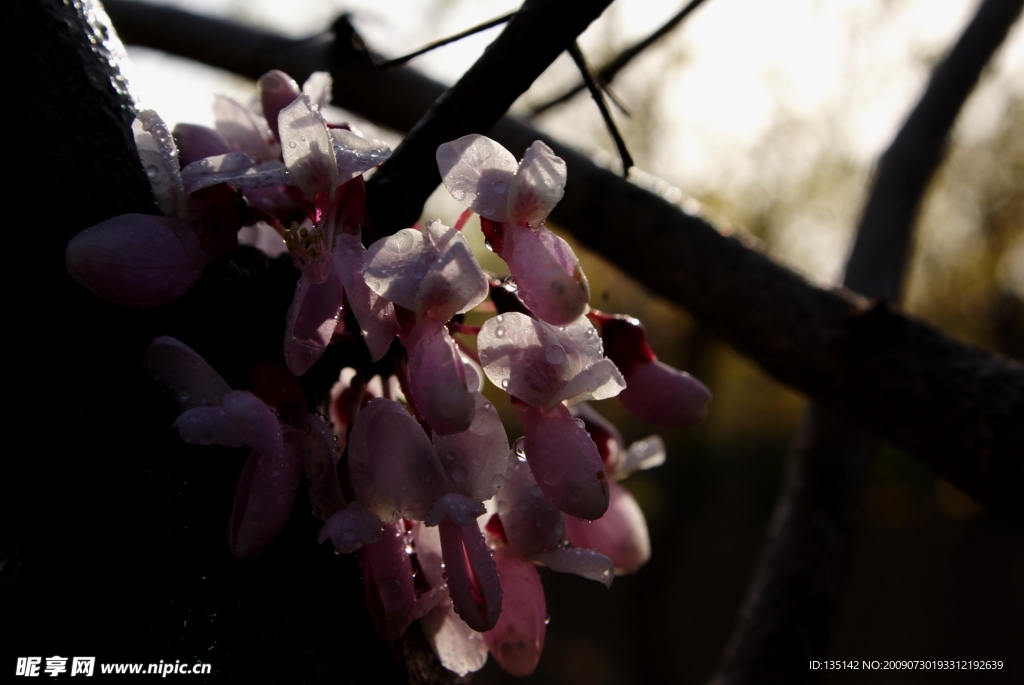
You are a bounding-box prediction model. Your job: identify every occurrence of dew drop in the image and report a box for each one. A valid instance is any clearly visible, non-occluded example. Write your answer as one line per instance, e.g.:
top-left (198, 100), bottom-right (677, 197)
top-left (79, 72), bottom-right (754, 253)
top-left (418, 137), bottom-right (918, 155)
top-left (288, 141), bottom-right (297, 149)
top-left (501, 379), bottom-right (510, 389)
top-left (452, 467), bottom-right (467, 483)
top-left (544, 614), bottom-right (551, 625)
top-left (484, 240), bottom-right (494, 252)
top-left (584, 328), bottom-right (595, 338)
top-left (493, 181), bottom-right (507, 193)
top-left (300, 135), bottom-right (307, 142)
top-left (176, 389), bottom-right (191, 403)
top-left (545, 345), bottom-right (566, 364)
top-left (495, 315), bottom-right (504, 324)
top-left (490, 475), bottom-right (504, 490)
top-left (574, 418), bottom-right (585, 429)
top-left (513, 437), bottom-right (526, 460)
top-left (495, 327), bottom-right (505, 338)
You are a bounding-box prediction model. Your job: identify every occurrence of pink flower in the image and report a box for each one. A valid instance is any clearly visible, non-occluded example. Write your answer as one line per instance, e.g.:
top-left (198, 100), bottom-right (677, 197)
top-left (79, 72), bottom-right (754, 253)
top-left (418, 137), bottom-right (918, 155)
top-left (589, 310), bottom-right (712, 427)
top-left (363, 219), bottom-right (489, 433)
top-left (437, 135), bottom-right (590, 325)
top-left (66, 111), bottom-right (237, 308)
top-left (476, 312), bottom-right (625, 519)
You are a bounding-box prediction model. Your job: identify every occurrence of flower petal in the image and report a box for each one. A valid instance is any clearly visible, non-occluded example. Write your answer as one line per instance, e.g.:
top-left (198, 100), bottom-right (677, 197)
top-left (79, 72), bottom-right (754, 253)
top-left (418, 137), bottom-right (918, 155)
top-left (517, 402), bottom-right (610, 521)
top-left (142, 336), bottom-right (231, 413)
top-left (432, 393), bottom-right (511, 501)
top-left (172, 123), bottom-right (231, 167)
top-left (484, 545), bottom-right (546, 677)
top-left (534, 547), bottom-right (614, 588)
top-left (507, 140), bottom-right (566, 227)
top-left (180, 152), bottom-right (256, 195)
top-left (257, 70), bottom-right (302, 140)
top-left (133, 110), bottom-right (185, 218)
top-left (494, 460), bottom-right (566, 558)
top-left (214, 94), bottom-right (279, 163)
top-left (619, 435), bottom-right (666, 477)
top-left (363, 228), bottom-right (431, 310)
top-left (332, 128), bottom-right (390, 183)
top-left (437, 134), bottom-right (518, 223)
top-left (406, 323), bottom-right (475, 435)
top-left (65, 214), bottom-right (209, 308)
top-left (421, 603), bottom-right (489, 677)
top-left (360, 522), bottom-right (417, 640)
top-left (565, 480), bottom-right (650, 573)
top-left (428, 494), bottom-right (503, 632)
top-left (277, 94), bottom-right (338, 201)
top-left (417, 220), bottom-right (489, 322)
top-left (334, 233), bottom-right (399, 361)
top-left (227, 425), bottom-right (304, 558)
top-left (502, 224), bottom-right (589, 326)
top-left (302, 71), bottom-right (333, 110)
top-left (617, 360), bottom-right (712, 428)
top-left (174, 390), bottom-right (284, 457)
top-left (302, 414), bottom-right (347, 520)
top-left (347, 398), bottom-right (447, 521)
top-left (317, 502), bottom-right (384, 553)
top-left (283, 271), bottom-right (344, 376)
top-left (549, 358), bottom-right (625, 408)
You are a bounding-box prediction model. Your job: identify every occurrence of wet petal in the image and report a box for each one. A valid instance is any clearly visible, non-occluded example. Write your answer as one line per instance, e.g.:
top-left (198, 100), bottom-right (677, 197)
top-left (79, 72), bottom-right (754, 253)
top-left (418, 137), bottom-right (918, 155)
top-left (477, 313), bottom-right (604, 408)
top-left (550, 358), bottom-right (625, 408)
top-left (507, 140), bottom-right (566, 227)
top-left (143, 336), bottom-right (231, 413)
top-left (433, 393), bottom-right (511, 501)
top-left (534, 547), bottom-right (614, 587)
top-left (363, 228), bottom-right (431, 310)
top-left (282, 271), bottom-right (344, 376)
top-left (360, 522), bottom-right (417, 640)
top-left (428, 494), bottom-right (503, 632)
top-left (334, 233), bottom-right (399, 361)
top-left (617, 360), bottom-right (712, 428)
top-left (503, 224), bottom-right (589, 326)
top-left (133, 110), bottom-right (185, 218)
top-left (417, 220), bottom-right (489, 322)
top-left (517, 403), bottom-right (609, 521)
top-left (172, 123), bottom-right (231, 167)
top-left (484, 545), bottom-right (546, 677)
top-left (565, 480), bottom-right (650, 573)
top-left (347, 399), bottom-right (447, 521)
top-left (318, 502), bottom-right (384, 553)
top-left (227, 423), bottom-right (304, 558)
top-left (174, 390), bottom-right (284, 457)
top-left (421, 603), bottom-right (489, 676)
top-left (569, 403), bottom-right (624, 473)
top-left (494, 460), bottom-right (566, 558)
top-left (302, 414), bottom-right (347, 520)
top-left (180, 152), bottom-right (256, 195)
top-left (277, 94), bottom-right (338, 201)
top-left (406, 323), bottom-right (475, 435)
top-left (437, 134), bottom-right (518, 223)
top-left (65, 214), bottom-right (208, 308)
top-left (332, 128), bottom-right (391, 183)
top-left (257, 70), bottom-right (302, 140)
top-left (302, 71), bottom-right (333, 110)
top-left (619, 435), bottom-right (666, 477)
top-left (214, 94), bottom-right (279, 163)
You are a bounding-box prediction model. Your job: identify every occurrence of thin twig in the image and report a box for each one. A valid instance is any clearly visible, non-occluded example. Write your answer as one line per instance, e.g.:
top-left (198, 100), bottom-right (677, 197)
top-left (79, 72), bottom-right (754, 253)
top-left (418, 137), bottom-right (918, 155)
top-left (375, 11), bottom-right (516, 71)
top-left (567, 41), bottom-right (633, 176)
top-left (712, 1), bottom-right (1024, 683)
top-left (532, 0), bottom-right (709, 114)
top-left (105, 0), bottom-right (1024, 520)
top-left (364, 0), bottom-right (617, 235)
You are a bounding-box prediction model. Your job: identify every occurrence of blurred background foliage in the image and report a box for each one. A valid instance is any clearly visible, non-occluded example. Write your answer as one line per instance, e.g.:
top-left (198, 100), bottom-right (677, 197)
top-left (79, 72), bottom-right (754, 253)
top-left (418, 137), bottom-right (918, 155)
top-left (122, 0), bottom-right (1023, 681)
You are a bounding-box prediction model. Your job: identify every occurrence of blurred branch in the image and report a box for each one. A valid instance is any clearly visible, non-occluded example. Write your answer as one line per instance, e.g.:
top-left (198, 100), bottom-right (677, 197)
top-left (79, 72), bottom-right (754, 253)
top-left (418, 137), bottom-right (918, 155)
top-left (714, 1), bottom-right (1024, 683)
top-left (531, 0), bottom-right (709, 114)
top-left (105, 2), bottom-right (1024, 521)
top-left (374, 11), bottom-right (516, 70)
top-left (567, 41), bottom-right (634, 175)
top-left (363, 0), bottom-right (617, 235)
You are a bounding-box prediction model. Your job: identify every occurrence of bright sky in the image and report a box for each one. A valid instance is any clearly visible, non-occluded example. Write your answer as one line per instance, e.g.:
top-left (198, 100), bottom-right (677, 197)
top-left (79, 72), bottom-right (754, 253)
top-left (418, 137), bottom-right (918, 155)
top-left (125, 0), bottom-right (1023, 285)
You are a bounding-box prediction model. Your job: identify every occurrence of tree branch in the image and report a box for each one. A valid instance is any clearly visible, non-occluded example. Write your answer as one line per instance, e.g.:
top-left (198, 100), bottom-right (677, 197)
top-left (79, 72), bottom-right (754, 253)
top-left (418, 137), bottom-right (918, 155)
top-left (532, 0), bottom-right (709, 114)
top-left (105, 2), bottom-right (1024, 520)
top-left (712, 1), bottom-right (1024, 683)
top-left (363, 0), bottom-right (616, 235)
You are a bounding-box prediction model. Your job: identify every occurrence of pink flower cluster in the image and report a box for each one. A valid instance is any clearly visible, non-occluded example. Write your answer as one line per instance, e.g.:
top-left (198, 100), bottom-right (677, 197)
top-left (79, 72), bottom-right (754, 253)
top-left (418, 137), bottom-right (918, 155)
top-left (68, 72), bottom-right (711, 678)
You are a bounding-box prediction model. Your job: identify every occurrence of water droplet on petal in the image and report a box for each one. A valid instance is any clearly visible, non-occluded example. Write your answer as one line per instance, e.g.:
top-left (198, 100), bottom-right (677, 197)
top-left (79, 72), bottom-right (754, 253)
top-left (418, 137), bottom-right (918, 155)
top-left (495, 327), bottom-right (505, 338)
top-left (495, 315), bottom-right (504, 324)
top-left (288, 141), bottom-right (297, 149)
top-left (513, 437), bottom-right (526, 460)
top-left (544, 614), bottom-right (551, 625)
top-left (501, 379), bottom-right (510, 389)
top-left (452, 467), bottom-right (467, 483)
top-left (574, 418), bottom-right (585, 429)
top-left (545, 345), bottom-right (566, 364)
top-left (176, 389), bottom-right (191, 403)
top-left (493, 181), bottom-right (507, 193)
